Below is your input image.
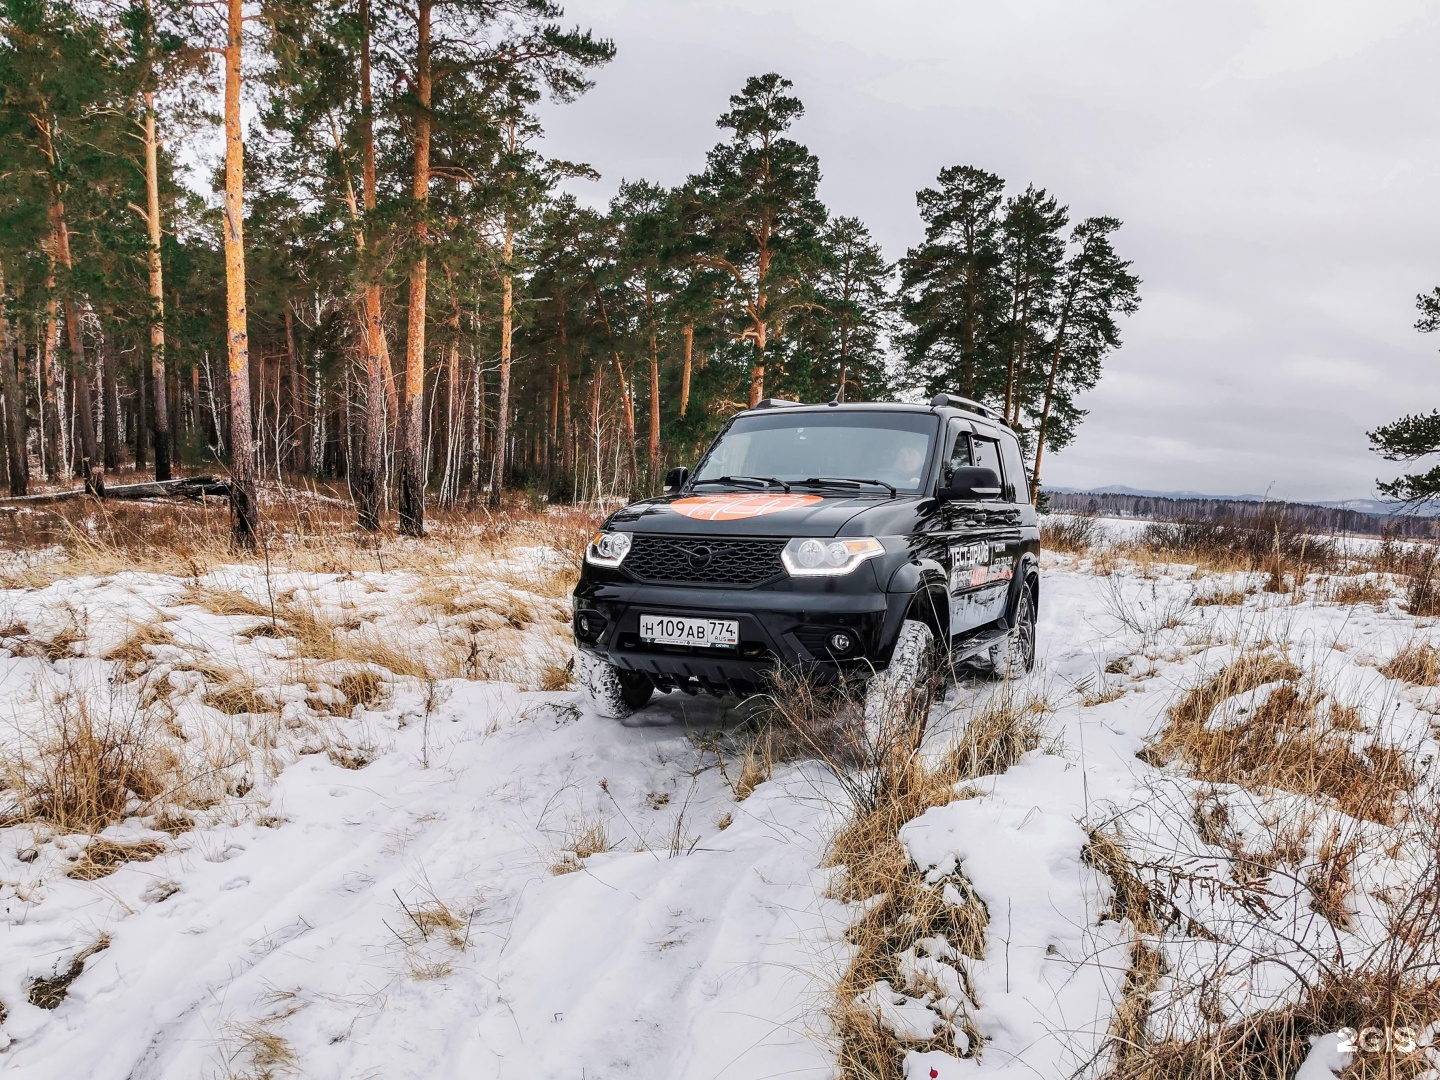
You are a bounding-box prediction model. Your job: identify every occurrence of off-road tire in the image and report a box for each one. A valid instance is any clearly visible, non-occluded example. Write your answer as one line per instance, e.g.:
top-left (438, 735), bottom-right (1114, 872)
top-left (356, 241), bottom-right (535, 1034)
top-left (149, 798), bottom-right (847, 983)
top-left (987, 583), bottom-right (1036, 679)
top-left (861, 618), bottom-right (938, 750)
top-left (578, 652), bottom-right (655, 718)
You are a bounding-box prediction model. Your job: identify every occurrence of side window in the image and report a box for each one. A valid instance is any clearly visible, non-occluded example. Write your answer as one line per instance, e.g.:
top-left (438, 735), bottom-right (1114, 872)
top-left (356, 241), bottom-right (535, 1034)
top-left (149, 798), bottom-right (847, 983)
top-left (943, 420), bottom-right (972, 483)
top-left (971, 436), bottom-right (1003, 490)
top-left (1000, 433), bottom-right (1032, 504)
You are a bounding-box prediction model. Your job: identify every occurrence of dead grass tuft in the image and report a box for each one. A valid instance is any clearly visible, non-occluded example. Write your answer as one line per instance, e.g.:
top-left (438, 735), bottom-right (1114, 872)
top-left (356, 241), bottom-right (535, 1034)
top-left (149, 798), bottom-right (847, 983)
top-left (66, 837), bottom-right (167, 880)
top-left (204, 677), bottom-right (273, 717)
top-left (831, 686), bottom-right (1051, 1076)
top-left (1379, 639), bottom-right (1440, 685)
top-left (1041, 514), bottom-right (1102, 554)
top-left (1191, 584), bottom-right (1251, 607)
top-left (3, 697), bottom-right (168, 832)
top-left (550, 818), bottom-right (611, 874)
top-left (335, 670), bottom-right (387, 716)
top-left (1328, 576), bottom-right (1393, 607)
top-left (103, 622), bottom-right (177, 681)
top-left (27, 935), bottom-right (111, 1009)
top-left (1141, 653), bottom-right (1415, 825)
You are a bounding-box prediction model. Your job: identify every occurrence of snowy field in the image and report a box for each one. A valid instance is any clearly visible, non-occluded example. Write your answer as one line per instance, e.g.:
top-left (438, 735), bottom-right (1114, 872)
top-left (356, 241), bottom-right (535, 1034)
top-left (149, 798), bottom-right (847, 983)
top-left (1, 518), bottom-right (1438, 1078)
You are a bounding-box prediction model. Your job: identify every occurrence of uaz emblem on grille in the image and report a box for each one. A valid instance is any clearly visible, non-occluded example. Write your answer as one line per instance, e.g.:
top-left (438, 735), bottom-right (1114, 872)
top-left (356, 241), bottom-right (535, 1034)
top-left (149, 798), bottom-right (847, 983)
top-left (679, 544), bottom-right (714, 569)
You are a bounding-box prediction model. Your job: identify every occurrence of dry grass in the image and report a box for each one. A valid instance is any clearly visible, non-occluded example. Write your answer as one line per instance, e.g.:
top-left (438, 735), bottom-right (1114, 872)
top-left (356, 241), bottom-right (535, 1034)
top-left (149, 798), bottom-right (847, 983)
top-left (550, 817), bottom-right (611, 875)
top-left (335, 670), bottom-right (387, 716)
top-left (1326, 576), bottom-right (1394, 607)
top-left (1041, 514), bottom-right (1103, 554)
top-left (1140, 653), bottom-right (1415, 825)
top-left (1379, 639), bottom-right (1440, 685)
top-left (204, 677), bottom-right (273, 717)
top-left (103, 622), bottom-right (177, 679)
top-left (1190, 584), bottom-right (1251, 607)
top-left (1402, 547), bottom-right (1440, 616)
top-left (1137, 515), bottom-right (1337, 576)
top-left (66, 836), bottom-right (167, 880)
top-left (2, 696), bottom-right (169, 832)
top-left (831, 684), bottom-right (1051, 1077)
top-left (27, 935), bottom-right (111, 1009)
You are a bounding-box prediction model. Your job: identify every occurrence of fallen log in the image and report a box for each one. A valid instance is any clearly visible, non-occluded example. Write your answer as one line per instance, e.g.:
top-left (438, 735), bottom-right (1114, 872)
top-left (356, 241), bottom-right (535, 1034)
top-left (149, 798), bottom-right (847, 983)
top-left (0, 476), bottom-right (230, 507)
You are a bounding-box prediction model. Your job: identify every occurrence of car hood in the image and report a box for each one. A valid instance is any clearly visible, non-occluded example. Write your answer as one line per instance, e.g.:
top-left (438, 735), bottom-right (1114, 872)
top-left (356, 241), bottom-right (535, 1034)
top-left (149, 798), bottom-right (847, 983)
top-left (605, 490), bottom-right (924, 538)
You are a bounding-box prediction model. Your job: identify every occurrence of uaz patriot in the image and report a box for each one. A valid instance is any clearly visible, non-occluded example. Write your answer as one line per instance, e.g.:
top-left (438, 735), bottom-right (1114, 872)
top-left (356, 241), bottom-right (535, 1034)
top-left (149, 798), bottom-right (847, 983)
top-left (573, 394), bottom-right (1040, 718)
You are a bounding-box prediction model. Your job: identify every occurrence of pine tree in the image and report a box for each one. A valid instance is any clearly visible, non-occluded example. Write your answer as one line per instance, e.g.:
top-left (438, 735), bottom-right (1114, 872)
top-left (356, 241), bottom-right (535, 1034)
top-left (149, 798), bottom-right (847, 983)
top-left (683, 73), bottom-right (827, 406)
top-left (1029, 216), bottom-right (1140, 499)
top-left (1368, 286), bottom-right (1440, 503)
top-left (899, 166), bottom-right (1005, 403)
top-left (813, 216), bottom-right (891, 402)
top-left (996, 186), bottom-right (1066, 425)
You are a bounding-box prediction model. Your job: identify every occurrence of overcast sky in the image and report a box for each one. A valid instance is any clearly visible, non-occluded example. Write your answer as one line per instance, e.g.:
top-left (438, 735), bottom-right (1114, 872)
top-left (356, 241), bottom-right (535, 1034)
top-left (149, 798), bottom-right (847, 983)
top-left (536, 0), bottom-right (1440, 501)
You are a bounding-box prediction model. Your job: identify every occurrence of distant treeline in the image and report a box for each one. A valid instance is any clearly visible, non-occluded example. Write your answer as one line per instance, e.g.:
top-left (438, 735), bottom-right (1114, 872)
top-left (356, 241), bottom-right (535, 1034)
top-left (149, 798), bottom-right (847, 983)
top-left (1046, 491), bottom-right (1440, 539)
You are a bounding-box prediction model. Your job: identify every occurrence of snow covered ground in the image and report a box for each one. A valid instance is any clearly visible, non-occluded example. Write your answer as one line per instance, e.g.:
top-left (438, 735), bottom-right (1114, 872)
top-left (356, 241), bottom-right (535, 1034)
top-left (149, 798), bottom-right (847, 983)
top-left (2, 522), bottom-right (1438, 1078)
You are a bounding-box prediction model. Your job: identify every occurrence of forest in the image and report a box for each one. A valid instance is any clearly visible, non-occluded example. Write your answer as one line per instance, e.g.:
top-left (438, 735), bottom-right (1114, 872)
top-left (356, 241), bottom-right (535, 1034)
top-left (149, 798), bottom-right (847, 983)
top-left (0, 0), bottom-right (1141, 541)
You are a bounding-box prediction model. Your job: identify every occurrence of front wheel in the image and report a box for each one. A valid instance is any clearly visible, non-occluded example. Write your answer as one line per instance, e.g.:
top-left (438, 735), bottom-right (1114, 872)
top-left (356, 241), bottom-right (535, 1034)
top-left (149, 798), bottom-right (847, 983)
top-left (861, 618), bottom-right (938, 750)
top-left (577, 652), bottom-right (655, 718)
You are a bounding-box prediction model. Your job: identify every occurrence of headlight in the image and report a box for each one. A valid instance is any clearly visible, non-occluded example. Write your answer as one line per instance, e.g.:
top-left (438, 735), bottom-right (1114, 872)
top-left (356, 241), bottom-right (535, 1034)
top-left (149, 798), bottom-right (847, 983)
top-left (586, 530), bottom-right (632, 568)
top-left (781, 536), bottom-right (884, 577)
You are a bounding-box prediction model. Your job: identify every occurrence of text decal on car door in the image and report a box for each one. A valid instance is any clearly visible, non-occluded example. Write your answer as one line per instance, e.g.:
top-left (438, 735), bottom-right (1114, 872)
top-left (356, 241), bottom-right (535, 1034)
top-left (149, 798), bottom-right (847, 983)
top-left (671, 493), bottom-right (823, 521)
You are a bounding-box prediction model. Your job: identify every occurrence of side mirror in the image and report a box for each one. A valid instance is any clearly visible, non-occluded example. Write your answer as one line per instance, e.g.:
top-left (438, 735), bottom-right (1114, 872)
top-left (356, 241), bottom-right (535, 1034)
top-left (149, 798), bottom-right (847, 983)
top-left (938, 466), bottom-right (1002, 502)
top-left (664, 466), bottom-right (689, 495)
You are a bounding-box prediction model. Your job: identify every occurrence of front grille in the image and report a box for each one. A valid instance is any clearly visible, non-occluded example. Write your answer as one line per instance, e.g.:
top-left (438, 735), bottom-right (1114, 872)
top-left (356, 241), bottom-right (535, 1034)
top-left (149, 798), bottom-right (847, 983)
top-left (623, 535), bottom-right (786, 587)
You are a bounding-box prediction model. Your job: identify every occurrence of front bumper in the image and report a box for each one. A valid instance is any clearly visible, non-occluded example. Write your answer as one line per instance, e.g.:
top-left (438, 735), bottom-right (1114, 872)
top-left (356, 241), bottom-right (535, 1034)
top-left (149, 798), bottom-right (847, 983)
top-left (572, 574), bottom-right (911, 697)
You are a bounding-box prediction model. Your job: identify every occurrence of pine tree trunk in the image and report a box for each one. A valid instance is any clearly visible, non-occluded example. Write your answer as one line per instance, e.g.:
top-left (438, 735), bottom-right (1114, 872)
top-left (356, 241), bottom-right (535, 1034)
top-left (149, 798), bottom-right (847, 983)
top-left (748, 321), bottom-right (766, 406)
top-left (355, 0), bottom-right (387, 529)
top-left (50, 210), bottom-right (101, 494)
top-left (144, 91), bottom-right (172, 481)
top-left (284, 305), bottom-right (306, 474)
top-left (101, 327), bottom-right (121, 470)
top-left (1031, 320), bottom-right (1068, 503)
top-left (487, 216), bottom-right (513, 511)
top-left (222, 0), bottom-right (257, 544)
top-left (680, 322), bottom-right (692, 418)
top-left (135, 358), bottom-right (148, 470)
top-left (398, 0), bottom-right (431, 535)
top-left (646, 287), bottom-right (660, 485)
top-left (40, 298), bottom-right (60, 480)
top-left (0, 259), bottom-right (27, 494)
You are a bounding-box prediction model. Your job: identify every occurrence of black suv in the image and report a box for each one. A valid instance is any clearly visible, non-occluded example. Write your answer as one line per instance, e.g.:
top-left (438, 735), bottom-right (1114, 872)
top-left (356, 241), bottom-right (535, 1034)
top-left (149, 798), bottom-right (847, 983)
top-left (573, 394), bottom-right (1040, 718)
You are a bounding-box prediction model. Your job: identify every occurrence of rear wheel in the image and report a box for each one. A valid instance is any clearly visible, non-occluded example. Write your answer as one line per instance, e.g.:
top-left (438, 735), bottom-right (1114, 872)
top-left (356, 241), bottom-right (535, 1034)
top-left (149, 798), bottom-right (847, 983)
top-left (577, 652), bottom-right (655, 718)
top-left (987, 583), bottom-right (1036, 678)
top-left (861, 618), bottom-right (938, 749)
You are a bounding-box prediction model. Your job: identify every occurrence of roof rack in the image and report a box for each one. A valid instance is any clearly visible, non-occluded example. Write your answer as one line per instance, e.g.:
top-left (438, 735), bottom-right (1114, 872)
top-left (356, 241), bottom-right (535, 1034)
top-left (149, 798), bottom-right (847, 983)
top-left (930, 392), bottom-right (996, 419)
top-left (750, 397), bottom-right (806, 410)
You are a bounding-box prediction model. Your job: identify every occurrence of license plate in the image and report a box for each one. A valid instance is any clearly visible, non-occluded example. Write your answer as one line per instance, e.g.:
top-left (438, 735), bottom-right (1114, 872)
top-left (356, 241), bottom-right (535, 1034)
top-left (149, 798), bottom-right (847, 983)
top-left (639, 614), bottom-right (739, 649)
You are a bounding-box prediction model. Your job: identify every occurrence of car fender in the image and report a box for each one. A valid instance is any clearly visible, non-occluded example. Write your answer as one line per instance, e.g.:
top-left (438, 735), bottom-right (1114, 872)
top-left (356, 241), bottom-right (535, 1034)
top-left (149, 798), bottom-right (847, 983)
top-left (1005, 553), bottom-right (1040, 624)
top-left (881, 558), bottom-right (949, 658)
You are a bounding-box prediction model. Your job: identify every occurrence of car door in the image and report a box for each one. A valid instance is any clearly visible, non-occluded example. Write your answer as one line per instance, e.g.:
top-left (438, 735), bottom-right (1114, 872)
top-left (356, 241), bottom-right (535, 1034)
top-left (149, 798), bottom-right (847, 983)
top-left (937, 422), bottom-right (999, 635)
top-left (966, 429), bottom-right (1023, 627)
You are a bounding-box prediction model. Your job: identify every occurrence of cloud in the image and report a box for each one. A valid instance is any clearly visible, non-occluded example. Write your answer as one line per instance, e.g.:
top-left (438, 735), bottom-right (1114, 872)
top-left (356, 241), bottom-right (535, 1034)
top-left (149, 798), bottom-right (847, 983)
top-left (541, 0), bottom-right (1440, 499)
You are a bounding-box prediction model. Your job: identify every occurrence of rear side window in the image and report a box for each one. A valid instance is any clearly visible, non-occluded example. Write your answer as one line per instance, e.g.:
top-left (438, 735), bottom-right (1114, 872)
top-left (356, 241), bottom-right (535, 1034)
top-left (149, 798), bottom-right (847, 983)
top-left (999, 433), bottom-right (1032, 504)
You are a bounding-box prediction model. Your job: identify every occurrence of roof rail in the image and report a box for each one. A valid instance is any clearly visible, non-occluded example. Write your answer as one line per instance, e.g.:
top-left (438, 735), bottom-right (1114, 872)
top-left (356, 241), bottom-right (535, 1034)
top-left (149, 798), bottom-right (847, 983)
top-left (930, 392), bottom-right (995, 419)
top-left (750, 397), bottom-right (806, 410)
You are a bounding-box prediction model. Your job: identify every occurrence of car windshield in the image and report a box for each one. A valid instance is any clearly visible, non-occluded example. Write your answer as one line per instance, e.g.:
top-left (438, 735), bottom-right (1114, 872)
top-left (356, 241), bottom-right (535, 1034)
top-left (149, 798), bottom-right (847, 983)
top-left (692, 411), bottom-right (939, 494)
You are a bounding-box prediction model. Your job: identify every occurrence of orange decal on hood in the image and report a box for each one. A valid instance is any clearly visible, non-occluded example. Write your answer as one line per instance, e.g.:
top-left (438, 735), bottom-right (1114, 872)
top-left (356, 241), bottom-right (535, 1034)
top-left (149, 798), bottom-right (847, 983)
top-left (671, 493), bottom-right (823, 521)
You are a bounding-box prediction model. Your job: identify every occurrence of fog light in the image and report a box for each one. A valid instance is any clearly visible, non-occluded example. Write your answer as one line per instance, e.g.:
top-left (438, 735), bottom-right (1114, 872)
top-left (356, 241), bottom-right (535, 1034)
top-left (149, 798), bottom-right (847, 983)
top-left (578, 614), bottom-right (592, 635)
top-left (828, 631), bottom-right (854, 653)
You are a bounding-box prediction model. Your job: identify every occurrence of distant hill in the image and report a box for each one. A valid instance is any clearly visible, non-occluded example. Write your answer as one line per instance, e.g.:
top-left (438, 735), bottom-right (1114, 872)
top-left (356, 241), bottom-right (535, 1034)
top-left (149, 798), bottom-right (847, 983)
top-left (1045, 486), bottom-right (1440, 520)
top-left (1044, 489), bottom-right (1440, 539)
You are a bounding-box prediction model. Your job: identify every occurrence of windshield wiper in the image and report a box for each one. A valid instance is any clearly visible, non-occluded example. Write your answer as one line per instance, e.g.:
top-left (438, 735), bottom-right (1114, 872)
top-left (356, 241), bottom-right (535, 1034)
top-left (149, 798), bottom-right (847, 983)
top-left (690, 475), bottom-right (792, 492)
top-left (795, 477), bottom-right (898, 498)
